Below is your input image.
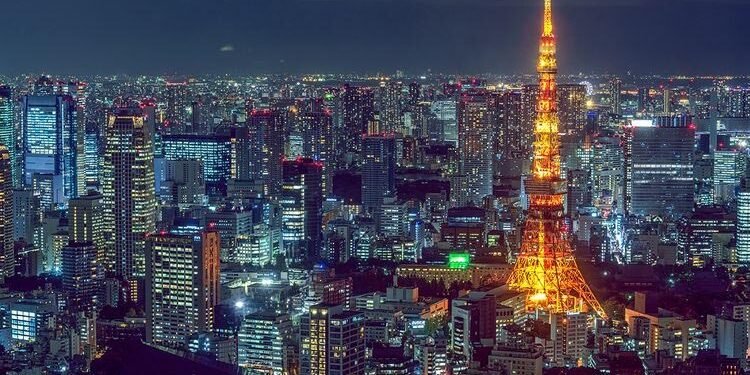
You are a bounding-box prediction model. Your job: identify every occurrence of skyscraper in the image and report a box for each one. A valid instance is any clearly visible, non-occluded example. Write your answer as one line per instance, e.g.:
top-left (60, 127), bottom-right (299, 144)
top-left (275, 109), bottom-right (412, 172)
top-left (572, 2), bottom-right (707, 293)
top-left (248, 109), bottom-right (285, 197)
top-left (451, 292), bottom-right (496, 363)
top-left (301, 108), bottom-right (334, 192)
top-left (377, 80), bottom-right (403, 133)
top-left (610, 78), bottom-right (622, 116)
top-left (281, 158), bottom-right (323, 261)
top-left (84, 122), bottom-right (100, 188)
top-left (22, 94), bottom-right (81, 206)
top-left (69, 191), bottom-right (105, 276)
top-left (339, 85), bottom-right (375, 165)
top-left (713, 149), bottom-right (746, 205)
top-left (61, 242), bottom-right (99, 311)
top-left (0, 146), bottom-right (13, 279)
top-left (737, 178), bottom-right (750, 264)
top-left (103, 106), bottom-right (156, 278)
top-left (164, 81), bottom-right (191, 129)
top-left (161, 134), bottom-right (232, 196)
top-left (457, 89), bottom-right (496, 205)
top-left (497, 90), bottom-right (529, 160)
top-left (145, 229), bottom-right (220, 348)
top-left (678, 207), bottom-right (735, 267)
top-left (300, 304), bottom-right (366, 375)
top-left (623, 117), bottom-right (695, 218)
top-left (430, 100), bottom-right (458, 145)
top-left (0, 86), bottom-right (17, 187)
top-left (361, 131), bottom-right (396, 215)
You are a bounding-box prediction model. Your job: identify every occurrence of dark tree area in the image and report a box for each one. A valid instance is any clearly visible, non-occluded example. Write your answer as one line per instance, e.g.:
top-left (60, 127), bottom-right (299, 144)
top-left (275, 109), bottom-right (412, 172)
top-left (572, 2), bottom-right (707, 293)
top-left (3, 274), bottom-right (61, 292)
top-left (397, 276), bottom-right (473, 299)
top-left (544, 368), bottom-right (599, 375)
top-left (351, 268), bottom-right (392, 295)
top-left (91, 340), bottom-right (235, 375)
top-left (98, 302), bottom-right (144, 320)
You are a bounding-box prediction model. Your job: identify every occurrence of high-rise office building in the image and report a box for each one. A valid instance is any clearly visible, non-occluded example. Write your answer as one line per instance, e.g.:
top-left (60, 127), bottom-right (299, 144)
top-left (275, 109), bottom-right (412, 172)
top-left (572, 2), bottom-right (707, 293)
top-left (61, 242), bottom-right (99, 311)
top-left (339, 85), bottom-right (375, 165)
top-left (13, 188), bottom-right (36, 245)
top-left (84, 122), bottom-right (100, 188)
top-left (418, 335), bottom-right (449, 375)
top-left (377, 80), bottom-right (403, 133)
top-left (235, 223), bottom-right (279, 266)
top-left (361, 131), bottom-right (396, 214)
top-left (487, 345), bottom-right (544, 375)
top-left (457, 89), bottom-right (496, 205)
top-left (69, 191), bottom-right (105, 274)
top-left (557, 84), bottom-right (587, 137)
top-left (22, 94), bottom-right (82, 206)
top-left (103, 106), bottom-right (156, 278)
top-left (451, 292), bottom-right (496, 363)
top-left (590, 135), bottom-right (623, 210)
top-left (281, 158), bottom-right (323, 261)
top-left (164, 81), bottom-right (191, 128)
top-left (498, 90), bottom-right (528, 160)
top-left (678, 207), bottom-right (735, 267)
top-left (549, 312), bottom-right (588, 367)
top-left (301, 109), bottom-right (334, 192)
top-left (215, 126), bottom-right (251, 181)
top-left (610, 78), bottom-right (622, 116)
top-left (0, 86), bottom-right (18, 187)
top-left (430, 100), bottom-right (458, 145)
top-left (737, 178), bottom-right (750, 264)
top-left (145, 229), bottom-right (220, 348)
top-left (713, 150), bottom-right (746, 204)
top-left (0, 146), bottom-right (13, 278)
top-left (238, 311), bottom-right (294, 374)
top-left (162, 159), bottom-right (205, 206)
top-left (248, 109), bottom-right (285, 197)
top-left (722, 88), bottom-right (750, 118)
top-left (300, 304), bottom-right (366, 375)
top-left (711, 315), bottom-right (749, 369)
top-left (205, 209), bottom-right (254, 262)
top-left (623, 118), bottom-right (695, 217)
top-left (637, 87), bottom-right (649, 113)
top-left (161, 134), bottom-right (232, 196)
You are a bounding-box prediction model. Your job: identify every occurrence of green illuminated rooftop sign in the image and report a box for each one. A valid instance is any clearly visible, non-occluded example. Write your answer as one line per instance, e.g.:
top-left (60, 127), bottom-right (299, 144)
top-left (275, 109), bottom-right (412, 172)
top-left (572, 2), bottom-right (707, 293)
top-left (448, 253), bottom-right (470, 269)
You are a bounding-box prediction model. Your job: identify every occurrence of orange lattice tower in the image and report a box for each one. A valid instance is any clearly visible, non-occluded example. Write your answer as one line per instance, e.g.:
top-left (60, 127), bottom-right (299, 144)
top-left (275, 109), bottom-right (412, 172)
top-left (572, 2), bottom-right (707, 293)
top-left (506, 0), bottom-right (606, 319)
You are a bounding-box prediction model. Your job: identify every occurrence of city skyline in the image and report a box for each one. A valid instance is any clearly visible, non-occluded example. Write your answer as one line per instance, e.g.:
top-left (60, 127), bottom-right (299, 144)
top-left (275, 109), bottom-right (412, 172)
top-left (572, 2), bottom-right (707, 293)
top-left (2, 0), bottom-right (750, 374)
top-left (0, 0), bottom-right (749, 75)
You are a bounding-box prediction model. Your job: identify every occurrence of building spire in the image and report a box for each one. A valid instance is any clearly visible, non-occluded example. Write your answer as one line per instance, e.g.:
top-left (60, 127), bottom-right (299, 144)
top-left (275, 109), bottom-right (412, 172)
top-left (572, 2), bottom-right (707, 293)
top-left (543, 0), bottom-right (553, 36)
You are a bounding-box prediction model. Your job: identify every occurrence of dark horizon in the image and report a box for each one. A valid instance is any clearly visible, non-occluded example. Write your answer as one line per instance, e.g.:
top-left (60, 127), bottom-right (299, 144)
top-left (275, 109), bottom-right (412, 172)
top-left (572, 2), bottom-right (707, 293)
top-left (0, 0), bottom-right (748, 76)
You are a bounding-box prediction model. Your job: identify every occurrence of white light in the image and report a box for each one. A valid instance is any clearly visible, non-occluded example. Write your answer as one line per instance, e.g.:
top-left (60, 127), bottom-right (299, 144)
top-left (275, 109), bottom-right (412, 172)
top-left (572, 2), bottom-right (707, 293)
top-left (234, 301), bottom-right (245, 309)
top-left (631, 119), bottom-right (654, 128)
top-left (260, 279), bottom-right (273, 286)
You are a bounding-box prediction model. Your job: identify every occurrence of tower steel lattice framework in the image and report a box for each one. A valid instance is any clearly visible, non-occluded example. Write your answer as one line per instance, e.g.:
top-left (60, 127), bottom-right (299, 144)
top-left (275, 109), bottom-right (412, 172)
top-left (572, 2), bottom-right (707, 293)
top-left (506, 0), bottom-right (607, 319)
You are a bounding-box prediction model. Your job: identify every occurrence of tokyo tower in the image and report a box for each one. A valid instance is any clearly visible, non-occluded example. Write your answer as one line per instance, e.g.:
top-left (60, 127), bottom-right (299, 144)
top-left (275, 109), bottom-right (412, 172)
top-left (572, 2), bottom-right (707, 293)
top-left (506, 0), bottom-right (607, 319)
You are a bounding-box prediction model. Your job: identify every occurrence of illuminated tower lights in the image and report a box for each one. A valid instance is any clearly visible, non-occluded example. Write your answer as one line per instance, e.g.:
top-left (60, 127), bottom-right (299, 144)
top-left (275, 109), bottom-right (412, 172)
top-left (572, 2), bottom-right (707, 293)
top-left (506, 0), bottom-right (606, 319)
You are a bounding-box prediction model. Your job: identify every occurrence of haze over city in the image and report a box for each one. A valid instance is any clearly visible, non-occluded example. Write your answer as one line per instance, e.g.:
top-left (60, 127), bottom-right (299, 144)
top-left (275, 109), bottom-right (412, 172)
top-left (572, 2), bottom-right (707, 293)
top-left (0, 0), bottom-right (748, 75)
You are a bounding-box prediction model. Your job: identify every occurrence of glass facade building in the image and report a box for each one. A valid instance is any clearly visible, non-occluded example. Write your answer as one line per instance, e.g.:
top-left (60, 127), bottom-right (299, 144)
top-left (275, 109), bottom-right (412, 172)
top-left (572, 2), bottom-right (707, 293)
top-left (161, 134), bottom-right (232, 196)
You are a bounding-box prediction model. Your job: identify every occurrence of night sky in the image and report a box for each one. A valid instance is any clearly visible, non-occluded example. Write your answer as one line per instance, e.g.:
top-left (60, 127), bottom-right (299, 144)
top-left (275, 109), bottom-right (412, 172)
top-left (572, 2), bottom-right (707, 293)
top-left (1, 0), bottom-right (748, 75)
